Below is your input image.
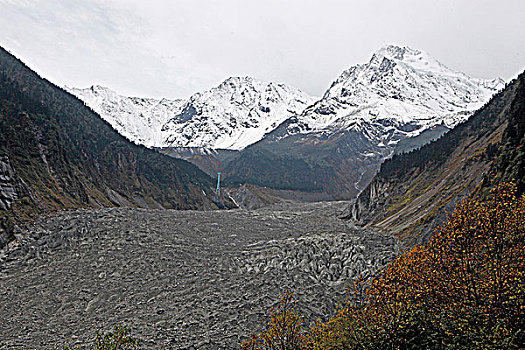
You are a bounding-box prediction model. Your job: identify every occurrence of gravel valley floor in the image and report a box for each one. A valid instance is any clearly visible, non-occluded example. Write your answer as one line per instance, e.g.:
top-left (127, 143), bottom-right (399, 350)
top-left (0, 201), bottom-right (400, 349)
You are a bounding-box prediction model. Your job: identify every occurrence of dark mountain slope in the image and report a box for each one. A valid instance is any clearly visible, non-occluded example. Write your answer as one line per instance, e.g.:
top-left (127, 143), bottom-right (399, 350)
top-left (349, 71), bottom-right (524, 245)
top-left (222, 127), bottom-right (388, 199)
top-left (491, 74), bottom-right (525, 194)
top-left (0, 47), bottom-right (228, 247)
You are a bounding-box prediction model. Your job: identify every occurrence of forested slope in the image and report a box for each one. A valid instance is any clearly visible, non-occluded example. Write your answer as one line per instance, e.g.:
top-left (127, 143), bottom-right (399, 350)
top-left (0, 47), bottom-right (231, 247)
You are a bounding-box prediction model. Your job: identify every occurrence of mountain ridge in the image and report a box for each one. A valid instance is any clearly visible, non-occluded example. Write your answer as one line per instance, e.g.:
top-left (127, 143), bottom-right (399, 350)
top-left (214, 45), bottom-right (504, 199)
top-left (67, 76), bottom-right (317, 151)
top-left (65, 85), bottom-right (185, 147)
top-left (285, 45), bottom-right (503, 138)
top-left (68, 45), bottom-right (503, 154)
top-left (65, 45), bottom-right (505, 202)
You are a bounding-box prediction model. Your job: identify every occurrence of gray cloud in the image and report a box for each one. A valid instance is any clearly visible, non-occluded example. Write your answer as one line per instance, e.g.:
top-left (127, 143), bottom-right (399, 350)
top-left (1, 0), bottom-right (524, 98)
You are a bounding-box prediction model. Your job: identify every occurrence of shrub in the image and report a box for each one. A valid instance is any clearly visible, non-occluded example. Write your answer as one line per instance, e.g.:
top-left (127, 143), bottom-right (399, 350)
top-left (241, 291), bottom-right (306, 350)
top-left (63, 324), bottom-right (139, 350)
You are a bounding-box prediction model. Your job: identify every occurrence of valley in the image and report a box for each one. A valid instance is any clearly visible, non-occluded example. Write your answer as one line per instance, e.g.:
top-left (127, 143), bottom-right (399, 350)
top-left (0, 202), bottom-right (399, 349)
top-left (1, 2), bottom-right (524, 348)
top-left (0, 30), bottom-right (522, 349)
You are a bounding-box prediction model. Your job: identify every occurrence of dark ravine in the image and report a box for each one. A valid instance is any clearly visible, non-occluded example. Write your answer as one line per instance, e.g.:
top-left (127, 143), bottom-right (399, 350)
top-left (0, 202), bottom-right (399, 349)
top-left (348, 71), bottom-right (524, 245)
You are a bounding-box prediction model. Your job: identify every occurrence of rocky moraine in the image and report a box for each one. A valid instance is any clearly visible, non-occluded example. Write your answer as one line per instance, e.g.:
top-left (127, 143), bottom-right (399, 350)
top-left (0, 202), bottom-right (399, 349)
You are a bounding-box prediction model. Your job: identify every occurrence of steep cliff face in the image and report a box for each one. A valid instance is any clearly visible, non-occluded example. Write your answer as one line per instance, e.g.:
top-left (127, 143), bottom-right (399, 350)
top-left (0, 157), bottom-right (19, 211)
top-left (348, 72), bottom-right (523, 245)
top-left (349, 178), bottom-right (391, 225)
top-left (0, 156), bottom-right (31, 247)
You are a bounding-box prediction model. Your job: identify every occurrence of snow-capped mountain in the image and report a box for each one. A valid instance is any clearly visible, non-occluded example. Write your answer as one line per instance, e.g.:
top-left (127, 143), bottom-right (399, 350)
top-left (221, 45), bottom-right (505, 200)
top-left (162, 76), bottom-right (317, 150)
top-left (286, 45), bottom-right (504, 146)
top-left (67, 46), bottom-right (502, 153)
top-left (66, 85), bottom-right (185, 147)
top-left (67, 78), bottom-right (316, 150)
top-left (66, 45), bottom-right (505, 200)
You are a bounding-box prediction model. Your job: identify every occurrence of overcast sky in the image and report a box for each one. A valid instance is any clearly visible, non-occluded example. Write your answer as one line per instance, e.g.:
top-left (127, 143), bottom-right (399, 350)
top-left (0, 0), bottom-right (524, 99)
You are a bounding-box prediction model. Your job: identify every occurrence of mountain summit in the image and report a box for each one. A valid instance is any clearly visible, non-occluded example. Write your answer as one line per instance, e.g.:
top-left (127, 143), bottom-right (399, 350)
top-left (68, 77), bottom-right (316, 150)
top-left (162, 76), bottom-right (317, 150)
top-left (68, 46), bottom-right (502, 153)
top-left (289, 45), bottom-right (504, 139)
top-left (219, 46), bottom-right (504, 199)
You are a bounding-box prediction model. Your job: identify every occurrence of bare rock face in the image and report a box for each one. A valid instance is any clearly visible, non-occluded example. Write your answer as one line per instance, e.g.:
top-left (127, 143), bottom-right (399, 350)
top-left (225, 184), bottom-right (283, 210)
top-left (0, 156), bottom-right (18, 211)
top-left (0, 201), bottom-right (399, 349)
top-left (345, 177), bottom-right (392, 224)
top-left (0, 156), bottom-right (20, 249)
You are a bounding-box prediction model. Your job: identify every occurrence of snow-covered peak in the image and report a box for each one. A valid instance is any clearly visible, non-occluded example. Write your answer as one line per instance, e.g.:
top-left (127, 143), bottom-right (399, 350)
top-left (67, 46), bottom-right (504, 153)
top-left (162, 76), bottom-right (317, 150)
top-left (67, 78), bottom-right (316, 150)
top-left (375, 45), bottom-right (416, 60)
top-left (298, 45), bottom-right (504, 136)
top-left (66, 85), bottom-right (185, 147)
top-left (373, 45), bottom-right (433, 65)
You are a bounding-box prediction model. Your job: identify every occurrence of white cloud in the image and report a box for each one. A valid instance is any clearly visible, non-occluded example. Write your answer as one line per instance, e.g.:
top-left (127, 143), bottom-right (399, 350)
top-left (0, 0), bottom-right (524, 98)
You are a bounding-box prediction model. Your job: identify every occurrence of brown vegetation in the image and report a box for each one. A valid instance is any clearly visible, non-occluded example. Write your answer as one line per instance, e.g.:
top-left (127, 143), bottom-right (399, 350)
top-left (241, 291), bottom-right (306, 350)
top-left (243, 183), bottom-right (525, 349)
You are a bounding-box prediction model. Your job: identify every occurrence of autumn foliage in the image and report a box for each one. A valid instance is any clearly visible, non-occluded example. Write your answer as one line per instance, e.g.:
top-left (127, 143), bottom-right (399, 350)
top-left (242, 183), bottom-right (525, 349)
top-left (241, 291), bottom-right (307, 350)
top-left (63, 324), bottom-right (140, 350)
